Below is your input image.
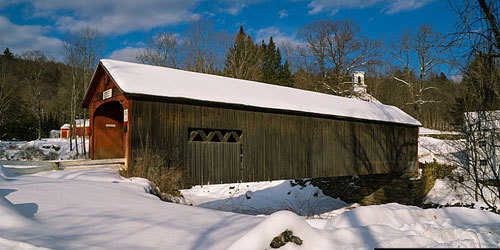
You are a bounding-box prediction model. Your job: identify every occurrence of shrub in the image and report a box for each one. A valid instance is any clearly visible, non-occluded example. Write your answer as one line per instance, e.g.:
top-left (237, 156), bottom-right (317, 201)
top-left (121, 138), bottom-right (185, 201)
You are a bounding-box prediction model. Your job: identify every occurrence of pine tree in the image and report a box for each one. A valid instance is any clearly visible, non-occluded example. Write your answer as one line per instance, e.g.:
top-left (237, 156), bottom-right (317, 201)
top-left (224, 26), bottom-right (261, 81)
top-left (260, 37), bottom-right (293, 87)
top-left (279, 60), bottom-right (293, 87)
top-left (451, 55), bottom-right (500, 127)
top-left (3, 48), bottom-right (14, 60)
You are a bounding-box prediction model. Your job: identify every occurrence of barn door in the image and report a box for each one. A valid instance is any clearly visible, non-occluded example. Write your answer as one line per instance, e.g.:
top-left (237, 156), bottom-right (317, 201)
top-left (93, 101), bottom-right (124, 159)
top-left (186, 129), bottom-right (243, 185)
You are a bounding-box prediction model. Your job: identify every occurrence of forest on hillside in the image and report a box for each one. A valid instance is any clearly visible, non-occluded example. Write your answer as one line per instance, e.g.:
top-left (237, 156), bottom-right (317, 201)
top-left (0, 0), bottom-right (499, 143)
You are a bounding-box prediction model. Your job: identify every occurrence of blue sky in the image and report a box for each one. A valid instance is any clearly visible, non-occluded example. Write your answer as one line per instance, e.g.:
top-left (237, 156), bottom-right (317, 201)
top-left (0, 0), bottom-right (458, 74)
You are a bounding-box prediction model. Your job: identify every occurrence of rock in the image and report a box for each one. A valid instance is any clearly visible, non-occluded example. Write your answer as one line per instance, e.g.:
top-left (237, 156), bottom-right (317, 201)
top-left (270, 230), bottom-right (303, 248)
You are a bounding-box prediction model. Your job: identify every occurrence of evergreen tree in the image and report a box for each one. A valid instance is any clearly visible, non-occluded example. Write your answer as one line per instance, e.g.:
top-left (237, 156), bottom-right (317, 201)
top-left (3, 48), bottom-right (14, 60)
top-left (224, 26), bottom-right (261, 81)
top-left (451, 55), bottom-right (500, 127)
top-left (260, 37), bottom-right (293, 87)
top-left (279, 60), bottom-right (293, 87)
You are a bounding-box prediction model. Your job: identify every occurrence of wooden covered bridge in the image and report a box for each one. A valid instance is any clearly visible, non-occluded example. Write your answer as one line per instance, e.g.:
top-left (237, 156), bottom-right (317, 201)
top-left (82, 59), bottom-right (421, 186)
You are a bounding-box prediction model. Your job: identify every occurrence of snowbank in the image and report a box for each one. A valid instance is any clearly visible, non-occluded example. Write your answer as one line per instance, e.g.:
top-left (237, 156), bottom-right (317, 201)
top-left (227, 210), bottom-right (331, 250)
top-left (0, 168), bottom-right (262, 250)
top-left (0, 138), bottom-right (88, 161)
top-left (0, 196), bottom-right (35, 230)
top-left (229, 203), bottom-right (500, 249)
top-left (1, 168), bottom-right (499, 249)
top-left (425, 176), bottom-right (500, 210)
top-left (179, 180), bottom-right (347, 216)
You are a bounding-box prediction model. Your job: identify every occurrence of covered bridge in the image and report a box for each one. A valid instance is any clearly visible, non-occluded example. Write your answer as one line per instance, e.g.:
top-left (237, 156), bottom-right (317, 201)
top-left (82, 59), bottom-right (421, 186)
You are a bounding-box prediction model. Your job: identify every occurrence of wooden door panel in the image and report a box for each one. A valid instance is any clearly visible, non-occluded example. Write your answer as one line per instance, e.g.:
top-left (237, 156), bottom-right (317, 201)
top-left (94, 115), bottom-right (124, 159)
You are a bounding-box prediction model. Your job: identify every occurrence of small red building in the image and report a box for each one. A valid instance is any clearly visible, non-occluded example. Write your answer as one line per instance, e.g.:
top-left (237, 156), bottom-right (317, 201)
top-left (60, 119), bottom-right (90, 138)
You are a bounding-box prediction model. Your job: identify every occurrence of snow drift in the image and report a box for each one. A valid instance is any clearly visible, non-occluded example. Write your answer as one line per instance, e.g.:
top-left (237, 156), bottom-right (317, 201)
top-left (1, 168), bottom-right (499, 249)
top-left (229, 203), bottom-right (500, 249)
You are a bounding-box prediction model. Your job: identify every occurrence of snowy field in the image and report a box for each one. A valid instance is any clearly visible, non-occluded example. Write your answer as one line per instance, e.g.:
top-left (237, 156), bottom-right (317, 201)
top-left (1, 166), bottom-right (499, 249)
top-left (0, 132), bottom-right (499, 249)
top-left (0, 138), bottom-right (88, 161)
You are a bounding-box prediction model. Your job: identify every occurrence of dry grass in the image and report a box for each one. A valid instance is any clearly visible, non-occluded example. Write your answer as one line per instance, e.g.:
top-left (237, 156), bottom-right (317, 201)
top-left (121, 141), bottom-right (185, 201)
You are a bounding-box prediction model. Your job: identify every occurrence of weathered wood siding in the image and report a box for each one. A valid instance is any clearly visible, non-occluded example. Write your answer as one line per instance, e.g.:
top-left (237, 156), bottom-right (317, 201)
top-left (131, 100), bottom-right (418, 186)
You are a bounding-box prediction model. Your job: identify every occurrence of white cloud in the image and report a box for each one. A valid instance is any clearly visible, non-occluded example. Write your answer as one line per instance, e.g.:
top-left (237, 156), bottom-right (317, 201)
top-left (109, 47), bottom-right (145, 63)
top-left (278, 9), bottom-right (288, 18)
top-left (450, 74), bottom-right (463, 83)
top-left (306, 0), bottom-right (434, 15)
top-left (255, 26), bottom-right (302, 47)
top-left (384, 0), bottom-right (434, 14)
top-left (219, 0), bottom-right (265, 15)
top-left (9, 0), bottom-right (201, 35)
top-left (0, 15), bottom-right (62, 59)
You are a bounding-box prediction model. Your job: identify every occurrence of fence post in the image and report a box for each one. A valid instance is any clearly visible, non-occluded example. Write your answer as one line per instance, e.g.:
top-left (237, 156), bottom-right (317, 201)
top-left (52, 162), bottom-right (60, 170)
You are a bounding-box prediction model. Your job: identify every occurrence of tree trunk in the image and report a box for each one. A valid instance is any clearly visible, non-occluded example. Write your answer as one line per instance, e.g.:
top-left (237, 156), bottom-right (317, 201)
top-left (37, 98), bottom-right (42, 140)
top-left (81, 111), bottom-right (86, 155)
top-left (74, 118), bottom-right (79, 155)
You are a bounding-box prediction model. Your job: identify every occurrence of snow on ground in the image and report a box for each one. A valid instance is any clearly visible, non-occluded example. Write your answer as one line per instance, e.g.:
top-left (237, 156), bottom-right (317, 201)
top-left (178, 180), bottom-right (348, 217)
top-left (425, 173), bottom-right (500, 210)
top-left (419, 128), bottom-right (500, 210)
top-left (0, 138), bottom-right (88, 161)
top-left (1, 167), bottom-right (499, 249)
top-left (0, 167), bottom-right (262, 250)
top-left (419, 127), bottom-right (460, 135)
top-left (426, 178), bottom-right (479, 206)
top-left (229, 204), bottom-right (500, 249)
top-left (418, 136), bottom-right (462, 165)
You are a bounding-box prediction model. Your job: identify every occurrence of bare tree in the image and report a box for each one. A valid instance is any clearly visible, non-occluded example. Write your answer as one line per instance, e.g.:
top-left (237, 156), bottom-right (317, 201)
top-left (63, 42), bottom-right (81, 154)
top-left (416, 25), bottom-right (453, 81)
top-left (0, 61), bottom-right (15, 128)
top-left (137, 31), bottom-right (180, 68)
top-left (451, 0), bottom-right (500, 57)
top-left (63, 27), bottom-right (105, 156)
top-left (447, 0), bottom-right (500, 211)
top-left (184, 18), bottom-right (231, 74)
top-left (455, 110), bottom-right (500, 212)
top-left (386, 25), bottom-right (453, 120)
top-left (297, 19), bottom-right (381, 95)
top-left (21, 51), bottom-right (48, 140)
top-left (280, 40), bottom-right (300, 73)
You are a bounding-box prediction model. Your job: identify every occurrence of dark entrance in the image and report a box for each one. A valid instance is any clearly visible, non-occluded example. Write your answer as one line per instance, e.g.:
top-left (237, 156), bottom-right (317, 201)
top-left (93, 101), bottom-right (124, 159)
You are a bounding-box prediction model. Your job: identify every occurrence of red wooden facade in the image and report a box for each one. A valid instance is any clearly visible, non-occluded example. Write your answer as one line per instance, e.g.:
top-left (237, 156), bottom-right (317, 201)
top-left (82, 65), bottom-right (132, 164)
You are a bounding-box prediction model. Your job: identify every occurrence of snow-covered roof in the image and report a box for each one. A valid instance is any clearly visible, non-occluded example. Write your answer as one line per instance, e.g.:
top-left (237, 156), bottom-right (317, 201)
top-left (99, 59), bottom-right (421, 126)
top-left (60, 119), bottom-right (89, 129)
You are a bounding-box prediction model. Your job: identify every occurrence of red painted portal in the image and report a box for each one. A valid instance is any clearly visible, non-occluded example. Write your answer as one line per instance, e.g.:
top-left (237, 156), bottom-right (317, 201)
top-left (93, 101), bottom-right (125, 159)
top-left (83, 64), bottom-right (132, 163)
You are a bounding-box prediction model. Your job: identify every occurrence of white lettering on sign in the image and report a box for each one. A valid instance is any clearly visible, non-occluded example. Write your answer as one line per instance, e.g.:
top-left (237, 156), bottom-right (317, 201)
top-left (103, 89), bottom-right (112, 100)
top-left (105, 124), bottom-right (116, 128)
top-left (124, 109), bottom-right (128, 122)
